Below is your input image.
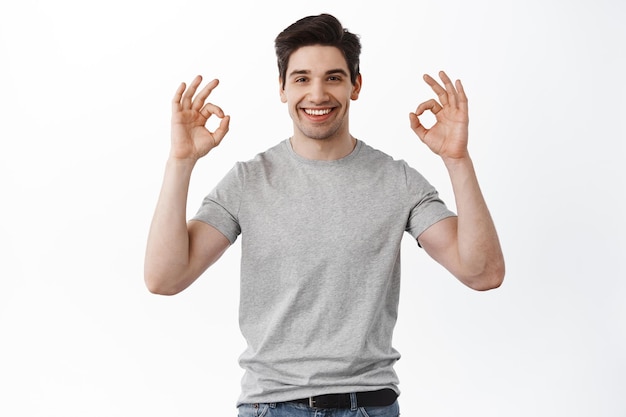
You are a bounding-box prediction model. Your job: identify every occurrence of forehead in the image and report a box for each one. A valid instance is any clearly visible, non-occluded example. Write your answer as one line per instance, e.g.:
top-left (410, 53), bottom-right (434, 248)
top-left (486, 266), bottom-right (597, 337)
top-left (286, 45), bottom-right (349, 74)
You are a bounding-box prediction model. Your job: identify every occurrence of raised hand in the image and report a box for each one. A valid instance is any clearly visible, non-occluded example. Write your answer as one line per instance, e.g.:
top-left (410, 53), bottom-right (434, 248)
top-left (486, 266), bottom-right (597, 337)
top-left (409, 71), bottom-right (469, 161)
top-left (170, 75), bottom-right (230, 161)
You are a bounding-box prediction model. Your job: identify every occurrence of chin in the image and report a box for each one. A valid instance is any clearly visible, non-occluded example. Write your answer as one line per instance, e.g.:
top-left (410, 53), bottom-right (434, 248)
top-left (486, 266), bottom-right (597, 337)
top-left (299, 126), bottom-right (342, 141)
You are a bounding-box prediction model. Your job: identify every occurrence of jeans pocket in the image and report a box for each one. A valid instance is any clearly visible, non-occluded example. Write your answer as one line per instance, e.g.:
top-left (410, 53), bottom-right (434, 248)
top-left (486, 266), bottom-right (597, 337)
top-left (237, 403), bottom-right (270, 417)
top-left (358, 400), bottom-right (400, 417)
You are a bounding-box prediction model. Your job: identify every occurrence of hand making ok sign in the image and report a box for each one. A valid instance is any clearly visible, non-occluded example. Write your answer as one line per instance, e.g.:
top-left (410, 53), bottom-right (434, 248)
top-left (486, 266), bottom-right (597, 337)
top-left (409, 71), bottom-right (470, 162)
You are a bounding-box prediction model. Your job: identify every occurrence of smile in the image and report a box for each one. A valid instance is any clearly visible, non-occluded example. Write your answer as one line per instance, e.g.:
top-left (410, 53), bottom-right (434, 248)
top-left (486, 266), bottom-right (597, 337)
top-left (304, 108), bottom-right (332, 116)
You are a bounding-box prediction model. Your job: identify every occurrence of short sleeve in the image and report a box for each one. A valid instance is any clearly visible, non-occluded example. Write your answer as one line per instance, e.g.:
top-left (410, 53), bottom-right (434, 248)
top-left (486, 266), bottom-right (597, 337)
top-left (191, 163), bottom-right (244, 244)
top-left (403, 163), bottom-right (457, 242)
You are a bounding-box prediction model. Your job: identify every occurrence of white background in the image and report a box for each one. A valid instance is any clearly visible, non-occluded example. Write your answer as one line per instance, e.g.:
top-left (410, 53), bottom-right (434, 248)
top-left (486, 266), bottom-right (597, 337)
top-left (1, 0), bottom-right (625, 415)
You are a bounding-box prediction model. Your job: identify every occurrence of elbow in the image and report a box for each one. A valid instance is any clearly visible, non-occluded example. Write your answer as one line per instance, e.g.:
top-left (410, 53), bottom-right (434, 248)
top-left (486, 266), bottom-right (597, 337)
top-left (145, 283), bottom-right (180, 296)
top-left (143, 258), bottom-right (204, 295)
top-left (467, 273), bottom-right (504, 291)
top-left (144, 270), bottom-right (184, 296)
top-left (460, 258), bottom-right (506, 291)
top-left (145, 279), bottom-right (178, 296)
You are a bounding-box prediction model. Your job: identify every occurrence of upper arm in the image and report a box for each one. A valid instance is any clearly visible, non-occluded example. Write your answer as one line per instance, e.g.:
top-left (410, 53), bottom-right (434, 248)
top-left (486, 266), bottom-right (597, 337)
top-left (162, 220), bottom-right (231, 295)
top-left (187, 219), bottom-right (231, 276)
top-left (417, 216), bottom-right (504, 290)
top-left (417, 216), bottom-right (462, 278)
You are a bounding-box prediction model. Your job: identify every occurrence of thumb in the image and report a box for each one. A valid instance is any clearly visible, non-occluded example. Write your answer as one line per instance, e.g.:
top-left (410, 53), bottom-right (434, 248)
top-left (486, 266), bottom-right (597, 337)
top-left (409, 112), bottom-right (427, 140)
top-left (212, 115), bottom-right (231, 147)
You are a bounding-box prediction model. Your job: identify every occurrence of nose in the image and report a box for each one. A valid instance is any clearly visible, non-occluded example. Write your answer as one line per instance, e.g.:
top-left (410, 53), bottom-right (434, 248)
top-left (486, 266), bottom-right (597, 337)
top-left (307, 79), bottom-right (329, 104)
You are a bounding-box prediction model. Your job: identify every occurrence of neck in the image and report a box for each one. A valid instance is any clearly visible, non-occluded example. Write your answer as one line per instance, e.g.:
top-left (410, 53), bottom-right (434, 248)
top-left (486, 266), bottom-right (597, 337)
top-left (290, 134), bottom-right (356, 161)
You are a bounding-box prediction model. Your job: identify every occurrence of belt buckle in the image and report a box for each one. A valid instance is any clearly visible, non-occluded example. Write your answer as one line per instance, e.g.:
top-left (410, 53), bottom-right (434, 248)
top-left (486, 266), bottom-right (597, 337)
top-left (308, 396), bottom-right (316, 407)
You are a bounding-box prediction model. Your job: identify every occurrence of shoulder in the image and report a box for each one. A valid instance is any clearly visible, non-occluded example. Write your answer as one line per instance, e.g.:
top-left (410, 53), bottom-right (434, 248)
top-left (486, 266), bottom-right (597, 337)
top-left (357, 141), bottom-right (440, 196)
top-left (220, 139), bottom-right (292, 190)
top-left (236, 139), bottom-right (289, 169)
top-left (356, 140), bottom-right (420, 176)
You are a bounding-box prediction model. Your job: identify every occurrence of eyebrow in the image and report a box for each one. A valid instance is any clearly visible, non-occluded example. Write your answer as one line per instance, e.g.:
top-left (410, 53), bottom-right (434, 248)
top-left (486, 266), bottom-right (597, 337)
top-left (287, 68), bottom-right (349, 78)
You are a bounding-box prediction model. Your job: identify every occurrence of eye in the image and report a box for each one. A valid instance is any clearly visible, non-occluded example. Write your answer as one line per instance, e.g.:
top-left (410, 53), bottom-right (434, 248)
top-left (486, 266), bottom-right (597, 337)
top-left (295, 77), bottom-right (307, 83)
top-left (328, 75), bottom-right (341, 81)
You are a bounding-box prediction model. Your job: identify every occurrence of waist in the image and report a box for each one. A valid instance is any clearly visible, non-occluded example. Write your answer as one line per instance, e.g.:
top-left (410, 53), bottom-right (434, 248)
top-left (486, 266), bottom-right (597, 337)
top-left (289, 389), bottom-right (397, 409)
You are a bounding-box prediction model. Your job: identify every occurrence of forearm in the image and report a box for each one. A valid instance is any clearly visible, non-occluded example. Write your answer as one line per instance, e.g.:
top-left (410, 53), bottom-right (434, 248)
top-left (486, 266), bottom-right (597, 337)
top-left (144, 158), bottom-right (197, 293)
top-left (444, 155), bottom-right (505, 289)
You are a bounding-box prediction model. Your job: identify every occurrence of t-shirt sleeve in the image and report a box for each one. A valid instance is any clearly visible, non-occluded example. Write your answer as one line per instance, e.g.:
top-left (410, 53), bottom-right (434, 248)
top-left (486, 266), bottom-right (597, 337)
top-left (191, 163), bottom-right (243, 244)
top-left (403, 163), bottom-right (457, 242)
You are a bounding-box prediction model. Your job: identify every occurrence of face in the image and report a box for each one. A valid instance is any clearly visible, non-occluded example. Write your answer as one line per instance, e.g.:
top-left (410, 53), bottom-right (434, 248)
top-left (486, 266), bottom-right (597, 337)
top-left (279, 45), bottom-right (361, 141)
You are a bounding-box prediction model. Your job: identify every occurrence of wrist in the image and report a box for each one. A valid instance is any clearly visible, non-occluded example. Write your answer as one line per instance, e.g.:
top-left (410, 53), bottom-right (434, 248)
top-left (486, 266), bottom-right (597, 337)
top-left (166, 155), bottom-right (198, 172)
top-left (442, 152), bottom-right (472, 170)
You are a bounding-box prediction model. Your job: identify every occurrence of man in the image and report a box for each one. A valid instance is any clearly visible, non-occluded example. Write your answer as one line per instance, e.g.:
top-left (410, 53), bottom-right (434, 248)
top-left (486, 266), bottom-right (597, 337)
top-left (144, 13), bottom-right (504, 417)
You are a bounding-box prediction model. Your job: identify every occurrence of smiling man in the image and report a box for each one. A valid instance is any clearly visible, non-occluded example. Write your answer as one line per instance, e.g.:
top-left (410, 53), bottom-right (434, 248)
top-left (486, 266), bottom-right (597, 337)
top-left (144, 13), bottom-right (504, 417)
top-left (280, 45), bottom-right (360, 156)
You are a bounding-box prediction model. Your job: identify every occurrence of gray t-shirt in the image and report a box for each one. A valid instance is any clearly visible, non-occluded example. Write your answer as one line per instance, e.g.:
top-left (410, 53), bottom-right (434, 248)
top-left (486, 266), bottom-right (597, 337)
top-left (192, 139), bottom-right (456, 405)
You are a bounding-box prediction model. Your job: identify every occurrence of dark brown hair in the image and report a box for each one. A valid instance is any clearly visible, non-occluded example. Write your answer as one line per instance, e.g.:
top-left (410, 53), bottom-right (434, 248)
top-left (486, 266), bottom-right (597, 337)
top-left (274, 14), bottom-right (361, 89)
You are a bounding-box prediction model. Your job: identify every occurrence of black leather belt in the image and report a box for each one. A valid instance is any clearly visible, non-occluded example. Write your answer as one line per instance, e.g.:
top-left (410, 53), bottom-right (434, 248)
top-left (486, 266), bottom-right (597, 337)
top-left (290, 388), bottom-right (397, 408)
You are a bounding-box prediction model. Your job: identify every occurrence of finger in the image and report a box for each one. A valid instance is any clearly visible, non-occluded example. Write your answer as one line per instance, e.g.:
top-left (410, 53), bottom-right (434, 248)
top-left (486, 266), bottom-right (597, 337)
top-left (192, 78), bottom-right (220, 111)
top-left (171, 82), bottom-right (186, 112)
top-left (423, 74), bottom-right (448, 106)
top-left (455, 79), bottom-right (468, 112)
top-left (181, 75), bottom-right (203, 109)
top-left (212, 115), bottom-right (231, 147)
top-left (414, 98), bottom-right (443, 116)
top-left (199, 102), bottom-right (225, 120)
top-left (438, 71), bottom-right (458, 108)
top-left (409, 112), bottom-right (427, 140)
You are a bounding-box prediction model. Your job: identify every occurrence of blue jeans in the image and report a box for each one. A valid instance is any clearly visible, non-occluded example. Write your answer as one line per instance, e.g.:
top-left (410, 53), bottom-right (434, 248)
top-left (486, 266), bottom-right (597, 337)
top-left (237, 399), bottom-right (400, 417)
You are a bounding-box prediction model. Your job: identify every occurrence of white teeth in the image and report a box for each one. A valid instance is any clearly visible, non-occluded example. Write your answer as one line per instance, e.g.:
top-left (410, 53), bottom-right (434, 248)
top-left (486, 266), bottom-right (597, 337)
top-left (304, 108), bottom-right (331, 116)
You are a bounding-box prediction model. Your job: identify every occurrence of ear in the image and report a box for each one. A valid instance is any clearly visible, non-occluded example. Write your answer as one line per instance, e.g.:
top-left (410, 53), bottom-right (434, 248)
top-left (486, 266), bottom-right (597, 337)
top-left (279, 77), bottom-right (287, 103)
top-left (351, 73), bottom-right (362, 100)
